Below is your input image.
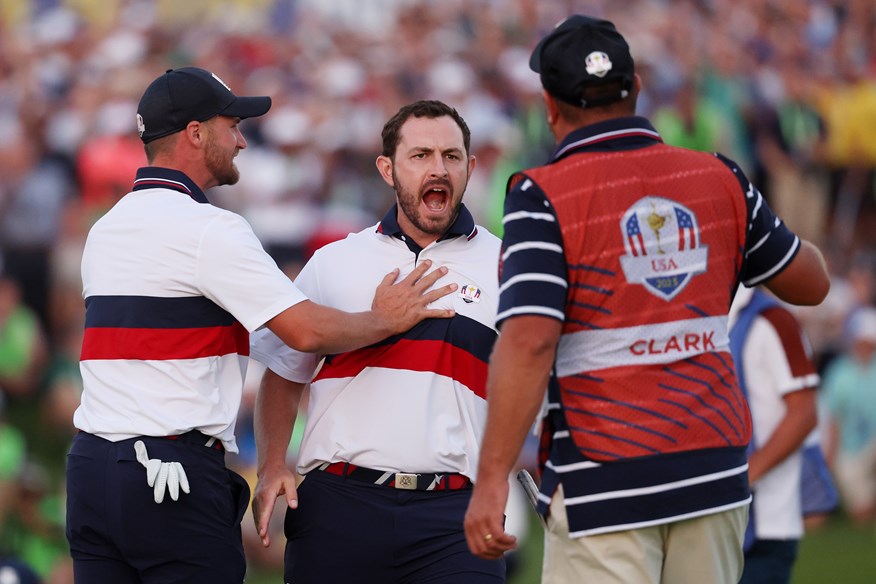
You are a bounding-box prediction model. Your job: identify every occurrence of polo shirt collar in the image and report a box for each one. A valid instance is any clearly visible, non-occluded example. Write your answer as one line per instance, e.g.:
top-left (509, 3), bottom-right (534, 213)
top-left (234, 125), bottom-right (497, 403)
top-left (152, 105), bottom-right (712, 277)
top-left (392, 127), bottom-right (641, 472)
top-left (551, 116), bottom-right (663, 163)
top-left (376, 203), bottom-right (478, 242)
top-left (132, 167), bottom-right (209, 204)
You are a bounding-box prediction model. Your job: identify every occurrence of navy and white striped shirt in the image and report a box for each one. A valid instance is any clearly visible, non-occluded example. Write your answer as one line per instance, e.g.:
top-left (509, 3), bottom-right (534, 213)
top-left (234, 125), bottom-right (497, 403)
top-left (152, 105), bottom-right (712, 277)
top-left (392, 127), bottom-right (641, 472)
top-left (499, 117), bottom-right (799, 536)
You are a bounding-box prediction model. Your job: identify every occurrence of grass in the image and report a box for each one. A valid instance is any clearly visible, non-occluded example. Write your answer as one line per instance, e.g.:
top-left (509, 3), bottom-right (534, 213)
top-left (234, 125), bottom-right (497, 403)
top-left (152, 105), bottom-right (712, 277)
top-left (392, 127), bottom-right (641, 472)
top-left (792, 515), bottom-right (876, 584)
top-left (245, 513), bottom-right (876, 583)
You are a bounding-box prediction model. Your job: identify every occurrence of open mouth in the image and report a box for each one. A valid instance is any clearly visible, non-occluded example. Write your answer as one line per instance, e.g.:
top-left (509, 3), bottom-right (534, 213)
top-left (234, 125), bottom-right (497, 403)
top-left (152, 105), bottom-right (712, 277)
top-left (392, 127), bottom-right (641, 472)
top-left (422, 186), bottom-right (449, 212)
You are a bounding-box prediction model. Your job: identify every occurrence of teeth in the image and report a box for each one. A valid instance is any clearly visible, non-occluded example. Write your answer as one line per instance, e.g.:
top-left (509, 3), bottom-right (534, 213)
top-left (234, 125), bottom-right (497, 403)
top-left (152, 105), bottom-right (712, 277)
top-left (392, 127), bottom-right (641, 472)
top-left (424, 189), bottom-right (446, 210)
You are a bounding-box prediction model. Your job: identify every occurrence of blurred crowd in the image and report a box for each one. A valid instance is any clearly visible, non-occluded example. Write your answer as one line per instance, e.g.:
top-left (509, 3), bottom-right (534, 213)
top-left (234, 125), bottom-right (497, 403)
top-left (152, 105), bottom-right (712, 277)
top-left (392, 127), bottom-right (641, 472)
top-left (0, 0), bottom-right (874, 581)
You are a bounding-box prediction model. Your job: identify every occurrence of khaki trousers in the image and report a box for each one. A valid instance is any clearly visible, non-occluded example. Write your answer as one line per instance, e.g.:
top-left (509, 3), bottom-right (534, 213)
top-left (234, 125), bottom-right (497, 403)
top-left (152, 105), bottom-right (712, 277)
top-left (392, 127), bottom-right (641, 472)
top-left (542, 485), bottom-right (747, 584)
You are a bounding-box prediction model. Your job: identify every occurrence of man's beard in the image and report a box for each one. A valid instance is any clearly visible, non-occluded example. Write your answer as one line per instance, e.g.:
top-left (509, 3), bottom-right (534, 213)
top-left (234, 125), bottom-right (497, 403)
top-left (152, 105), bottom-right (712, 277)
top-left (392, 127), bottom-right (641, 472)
top-left (204, 132), bottom-right (240, 186)
top-left (394, 170), bottom-right (464, 236)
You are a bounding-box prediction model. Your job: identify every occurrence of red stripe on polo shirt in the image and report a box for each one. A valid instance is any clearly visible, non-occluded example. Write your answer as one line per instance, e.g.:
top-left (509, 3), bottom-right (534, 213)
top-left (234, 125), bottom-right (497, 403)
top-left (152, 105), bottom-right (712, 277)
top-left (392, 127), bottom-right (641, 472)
top-left (81, 322), bottom-right (249, 360)
top-left (313, 339), bottom-right (487, 399)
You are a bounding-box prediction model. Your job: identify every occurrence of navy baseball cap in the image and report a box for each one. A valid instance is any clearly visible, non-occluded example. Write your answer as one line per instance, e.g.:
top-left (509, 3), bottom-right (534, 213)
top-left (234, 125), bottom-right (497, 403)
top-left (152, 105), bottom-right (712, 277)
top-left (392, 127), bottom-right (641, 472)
top-left (136, 67), bottom-right (272, 143)
top-left (530, 15), bottom-right (635, 108)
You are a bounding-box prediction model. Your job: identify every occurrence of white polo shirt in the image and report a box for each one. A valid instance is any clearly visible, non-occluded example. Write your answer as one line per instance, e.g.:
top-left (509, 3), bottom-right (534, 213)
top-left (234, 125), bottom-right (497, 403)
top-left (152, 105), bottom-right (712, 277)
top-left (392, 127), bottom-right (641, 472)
top-left (250, 205), bottom-right (500, 480)
top-left (75, 167), bottom-right (306, 452)
top-left (729, 286), bottom-right (820, 539)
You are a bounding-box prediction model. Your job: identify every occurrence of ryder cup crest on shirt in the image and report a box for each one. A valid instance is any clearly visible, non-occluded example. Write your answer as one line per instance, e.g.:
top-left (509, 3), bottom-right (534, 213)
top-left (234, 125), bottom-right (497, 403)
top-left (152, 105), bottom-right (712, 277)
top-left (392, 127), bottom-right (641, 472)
top-left (457, 283), bottom-right (482, 304)
top-left (619, 196), bottom-right (708, 300)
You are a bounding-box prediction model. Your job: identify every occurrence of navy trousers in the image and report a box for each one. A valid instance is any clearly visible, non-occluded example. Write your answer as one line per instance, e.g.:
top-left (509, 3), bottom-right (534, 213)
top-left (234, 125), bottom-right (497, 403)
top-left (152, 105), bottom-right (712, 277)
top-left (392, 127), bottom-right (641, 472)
top-left (66, 432), bottom-right (250, 584)
top-left (740, 539), bottom-right (799, 584)
top-left (284, 470), bottom-right (506, 583)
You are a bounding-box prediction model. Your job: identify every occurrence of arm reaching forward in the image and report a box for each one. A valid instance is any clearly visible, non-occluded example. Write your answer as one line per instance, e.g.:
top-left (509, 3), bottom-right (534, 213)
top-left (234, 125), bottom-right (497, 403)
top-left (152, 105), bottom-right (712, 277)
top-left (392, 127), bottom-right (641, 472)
top-left (267, 259), bottom-right (456, 355)
top-left (464, 315), bottom-right (562, 559)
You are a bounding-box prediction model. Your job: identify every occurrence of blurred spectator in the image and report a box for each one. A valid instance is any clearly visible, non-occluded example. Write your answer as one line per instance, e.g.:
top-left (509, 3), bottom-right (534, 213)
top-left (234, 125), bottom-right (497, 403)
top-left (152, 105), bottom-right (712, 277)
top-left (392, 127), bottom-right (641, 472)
top-left (729, 286), bottom-right (827, 584)
top-left (652, 78), bottom-right (726, 153)
top-left (0, 557), bottom-right (41, 584)
top-left (0, 124), bottom-right (74, 332)
top-left (0, 462), bottom-right (72, 584)
top-left (0, 266), bottom-right (47, 400)
top-left (34, 324), bottom-right (83, 471)
top-left (0, 0), bottom-right (873, 578)
top-left (0, 393), bottom-right (26, 523)
top-left (75, 101), bottom-right (145, 215)
top-left (822, 306), bottom-right (876, 527)
top-left (750, 65), bottom-right (831, 247)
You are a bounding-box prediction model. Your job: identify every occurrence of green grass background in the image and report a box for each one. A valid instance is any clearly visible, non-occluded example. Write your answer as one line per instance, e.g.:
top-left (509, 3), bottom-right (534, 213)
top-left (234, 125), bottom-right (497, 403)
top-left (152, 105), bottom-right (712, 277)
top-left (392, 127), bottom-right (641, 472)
top-left (245, 513), bottom-right (876, 583)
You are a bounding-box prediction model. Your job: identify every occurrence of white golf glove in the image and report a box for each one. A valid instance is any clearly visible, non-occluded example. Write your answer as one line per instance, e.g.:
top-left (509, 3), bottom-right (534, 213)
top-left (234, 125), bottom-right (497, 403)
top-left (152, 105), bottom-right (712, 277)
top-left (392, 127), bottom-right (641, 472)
top-left (134, 440), bottom-right (191, 504)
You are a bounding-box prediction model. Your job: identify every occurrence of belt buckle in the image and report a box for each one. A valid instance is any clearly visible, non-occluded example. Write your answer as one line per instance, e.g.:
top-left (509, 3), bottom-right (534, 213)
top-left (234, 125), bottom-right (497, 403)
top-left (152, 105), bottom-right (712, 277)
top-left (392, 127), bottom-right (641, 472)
top-left (395, 473), bottom-right (418, 490)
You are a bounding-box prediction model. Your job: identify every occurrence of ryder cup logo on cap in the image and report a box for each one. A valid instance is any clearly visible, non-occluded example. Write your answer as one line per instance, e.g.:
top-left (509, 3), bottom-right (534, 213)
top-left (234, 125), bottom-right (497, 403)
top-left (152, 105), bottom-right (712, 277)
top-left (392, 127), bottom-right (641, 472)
top-left (585, 51), bottom-right (612, 78)
top-left (136, 67), bottom-right (272, 144)
top-left (529, 14), bottom-right (634, 108)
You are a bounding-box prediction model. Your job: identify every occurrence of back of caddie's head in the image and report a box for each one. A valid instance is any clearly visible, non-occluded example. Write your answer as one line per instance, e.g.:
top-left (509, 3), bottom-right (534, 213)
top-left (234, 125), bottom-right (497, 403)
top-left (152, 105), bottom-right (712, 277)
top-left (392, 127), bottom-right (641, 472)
top-left (136, 67), bottom-right (272, 143)
top-left (530, 14), bottom-right (635, 109)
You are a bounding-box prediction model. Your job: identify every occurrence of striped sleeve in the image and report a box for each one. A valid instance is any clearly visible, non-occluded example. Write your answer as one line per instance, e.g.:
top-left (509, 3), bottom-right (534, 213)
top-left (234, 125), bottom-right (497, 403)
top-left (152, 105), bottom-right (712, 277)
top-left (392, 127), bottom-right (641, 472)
top-left (496, 173), bottom-right (567, 327)
top-left (715, 154), bottom-right (799, 286)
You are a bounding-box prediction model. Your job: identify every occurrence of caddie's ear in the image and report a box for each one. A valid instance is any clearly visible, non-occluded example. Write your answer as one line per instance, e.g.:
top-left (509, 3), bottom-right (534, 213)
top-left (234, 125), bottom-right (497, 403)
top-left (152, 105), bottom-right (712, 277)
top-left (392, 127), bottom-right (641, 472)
top-left (183, 120), bottom-right (204, 146)
top-left (375, 155), bottom-right (395, 188)
top-left (542, 90), bottom-right (560, 126)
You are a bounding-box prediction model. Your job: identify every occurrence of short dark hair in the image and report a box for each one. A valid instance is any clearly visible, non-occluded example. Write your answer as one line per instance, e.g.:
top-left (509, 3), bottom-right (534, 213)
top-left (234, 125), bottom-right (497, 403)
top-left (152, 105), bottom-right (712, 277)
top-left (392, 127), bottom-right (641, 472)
top-left (555, 78), bottom-right (638, 122)
top-left (381, 100), bottom-right (471, 159)
top-left (143, 132), bottom-right (174, 163)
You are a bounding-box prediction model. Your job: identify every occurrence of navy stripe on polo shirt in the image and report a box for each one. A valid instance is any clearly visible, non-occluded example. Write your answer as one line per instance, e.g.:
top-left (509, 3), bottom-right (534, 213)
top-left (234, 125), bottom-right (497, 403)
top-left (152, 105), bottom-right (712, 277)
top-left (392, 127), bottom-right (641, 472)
top-left (315, 315), bottom-right (495, 399)
top-left (497, 178), bottom-right (567, 325)
top-left (560, 448), bottom-right (750, 535)
top-left (714, 153), bottom-right (800, 287)
top-left (85, 295), bottom-right (237, 328)
top-left (81, 295), bottom-right (249, 360)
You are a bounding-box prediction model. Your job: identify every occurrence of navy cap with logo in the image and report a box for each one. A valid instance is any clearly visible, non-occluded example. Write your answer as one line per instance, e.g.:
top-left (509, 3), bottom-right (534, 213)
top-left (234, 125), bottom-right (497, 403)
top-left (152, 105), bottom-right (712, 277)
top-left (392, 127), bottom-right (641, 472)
top-left (530, 15), bottom-right (635, 108)
top-left (136, 67), bottom-right (272, 144)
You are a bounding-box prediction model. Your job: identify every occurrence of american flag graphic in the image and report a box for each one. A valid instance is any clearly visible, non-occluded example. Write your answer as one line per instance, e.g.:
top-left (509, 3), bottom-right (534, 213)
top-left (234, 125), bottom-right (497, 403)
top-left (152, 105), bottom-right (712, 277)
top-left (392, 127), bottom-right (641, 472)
top-left (675, 207), bottom-right (696, 250)
top-left (626, 214), bottom-right (646, 256)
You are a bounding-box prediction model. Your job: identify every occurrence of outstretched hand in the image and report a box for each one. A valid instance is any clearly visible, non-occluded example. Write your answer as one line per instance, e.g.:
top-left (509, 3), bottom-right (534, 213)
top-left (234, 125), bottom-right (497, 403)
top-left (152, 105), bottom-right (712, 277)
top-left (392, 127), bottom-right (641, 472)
top-left (373, 260), bottom-right (456, 333)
